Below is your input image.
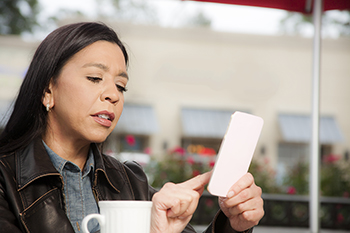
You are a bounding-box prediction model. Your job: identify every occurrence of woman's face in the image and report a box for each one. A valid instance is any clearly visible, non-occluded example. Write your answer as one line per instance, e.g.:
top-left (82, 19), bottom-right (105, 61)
top-left (46, 40), bottom-right (128, 144)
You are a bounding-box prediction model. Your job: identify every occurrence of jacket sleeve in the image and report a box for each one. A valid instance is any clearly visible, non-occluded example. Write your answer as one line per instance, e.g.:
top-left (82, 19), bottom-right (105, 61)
top-left (0, 190), bottom-right (23, 233)
top-left (124, 161), bottom-right (253, 233)
top-left (0, 161), bottom-right (23, 233)
top-left (203, 211), bottom-right (253, 233)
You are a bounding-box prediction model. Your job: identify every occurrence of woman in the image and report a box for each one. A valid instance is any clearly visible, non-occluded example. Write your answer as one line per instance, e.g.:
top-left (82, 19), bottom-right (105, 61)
top-left (0, 22), bottom-right (263, 233)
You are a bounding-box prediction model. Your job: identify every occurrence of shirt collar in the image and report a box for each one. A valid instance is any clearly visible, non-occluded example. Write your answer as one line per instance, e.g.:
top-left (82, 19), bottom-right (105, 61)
top-left (42, 140), bottom-right (95, 176)
top-left (83, 149), bottom-right (95, 177)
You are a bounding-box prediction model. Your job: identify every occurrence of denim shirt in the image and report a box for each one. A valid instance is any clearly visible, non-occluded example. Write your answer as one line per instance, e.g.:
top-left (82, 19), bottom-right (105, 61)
top-left (43, 141), bottom-right (100, 233)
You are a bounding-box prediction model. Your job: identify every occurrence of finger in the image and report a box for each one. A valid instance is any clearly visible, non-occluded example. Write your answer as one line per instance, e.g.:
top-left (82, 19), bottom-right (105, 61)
top-left (227, 196), bottom-right (263, 217)
top-left (154, 183), bottom-right (200, 218)
top-left (178, 170), bottom-right (212, 192)
top-left (224, 183), bottom-right (262, 208)
top-left (169, 199), bottom-right (195, 219)
top-left (236, 207), bottom-right (264, 226)
top-left (152, 183), bottom-right (179, 211)
top-left (167, 193), bottom-right (193, 218)
top-left (228, 208), bottom-right (264, 232)
top-left (166, 198), bottom-right (181, 217)
top-left (226, 173), bottom-right (255, 198)
top-left (177, 191), bottom-right (201, 219)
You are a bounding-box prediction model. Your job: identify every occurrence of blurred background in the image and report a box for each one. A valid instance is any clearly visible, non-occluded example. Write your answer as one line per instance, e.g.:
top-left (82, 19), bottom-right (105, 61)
top-left (1, 0), bottom-right (350, 230)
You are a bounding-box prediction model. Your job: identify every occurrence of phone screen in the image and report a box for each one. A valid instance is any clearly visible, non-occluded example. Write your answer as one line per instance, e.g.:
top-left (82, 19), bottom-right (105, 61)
top-left (207, 111), bottom-right (263, 197)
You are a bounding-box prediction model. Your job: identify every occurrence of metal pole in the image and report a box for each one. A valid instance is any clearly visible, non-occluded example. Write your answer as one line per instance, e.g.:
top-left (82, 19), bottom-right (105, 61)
top-left (310, 0), bottom-right (322, 232)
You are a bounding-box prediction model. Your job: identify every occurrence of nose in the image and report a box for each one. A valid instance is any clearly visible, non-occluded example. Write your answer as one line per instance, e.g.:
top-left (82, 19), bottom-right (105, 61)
top-left (101, 81), bottom-right (120, 104)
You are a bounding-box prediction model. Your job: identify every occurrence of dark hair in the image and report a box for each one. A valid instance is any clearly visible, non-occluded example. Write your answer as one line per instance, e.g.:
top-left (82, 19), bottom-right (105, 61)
top-left (0, 22), bottom-right (129, 154)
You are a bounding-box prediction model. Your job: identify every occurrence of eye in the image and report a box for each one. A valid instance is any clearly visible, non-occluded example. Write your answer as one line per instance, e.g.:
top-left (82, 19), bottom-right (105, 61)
top-left (116, 84), bottom-right (128, 93)
top-left (87, 76), bottom-right (102, 83)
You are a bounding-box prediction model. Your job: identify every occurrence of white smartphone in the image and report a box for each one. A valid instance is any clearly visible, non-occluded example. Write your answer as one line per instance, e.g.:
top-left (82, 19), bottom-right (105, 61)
top-left (207, 111), bottom-right (264, 197)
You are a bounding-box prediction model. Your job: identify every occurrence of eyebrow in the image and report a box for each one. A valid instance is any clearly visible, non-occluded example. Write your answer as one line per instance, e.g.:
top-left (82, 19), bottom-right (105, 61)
top-left (118, 71), bottom-right (129, 80)
top-left (83, 63), bottom-right (129, 80)
top-left (83, 63), bottom-right (109, 71)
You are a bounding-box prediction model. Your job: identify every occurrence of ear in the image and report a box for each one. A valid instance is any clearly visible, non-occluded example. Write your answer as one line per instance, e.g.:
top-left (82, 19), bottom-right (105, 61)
top-left (42, 81), bottom-right (55, 111)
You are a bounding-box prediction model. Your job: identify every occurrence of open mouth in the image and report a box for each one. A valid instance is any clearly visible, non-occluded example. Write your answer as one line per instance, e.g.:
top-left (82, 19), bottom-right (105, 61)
top-left (98, 114), bottom-right (111, 121)
top-left (93, 111), bottom-right (115, 122)
top-left (92, 111), bottom-right (115, 127)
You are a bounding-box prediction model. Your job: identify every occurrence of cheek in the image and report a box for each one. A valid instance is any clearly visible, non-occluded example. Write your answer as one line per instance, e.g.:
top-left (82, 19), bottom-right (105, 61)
top-left (114, 100), bottom-right (124, 123)
top-left (53, 94), bottom-right (92, 128)
top-left (55, 82), bottom-right (98, 108)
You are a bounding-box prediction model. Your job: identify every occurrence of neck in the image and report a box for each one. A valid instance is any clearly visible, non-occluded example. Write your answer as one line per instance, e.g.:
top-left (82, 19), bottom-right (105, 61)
top-left (42, 132), bottom-right (90, 170)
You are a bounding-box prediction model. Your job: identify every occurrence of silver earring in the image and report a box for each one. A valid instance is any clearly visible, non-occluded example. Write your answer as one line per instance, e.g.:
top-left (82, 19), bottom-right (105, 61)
top-left (46, 103), bottom-right (50, 112)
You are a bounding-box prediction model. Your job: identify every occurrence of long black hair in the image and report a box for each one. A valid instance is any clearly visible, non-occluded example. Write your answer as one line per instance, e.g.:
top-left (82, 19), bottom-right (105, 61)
top-left (0, 22), bottom-right (129, 155)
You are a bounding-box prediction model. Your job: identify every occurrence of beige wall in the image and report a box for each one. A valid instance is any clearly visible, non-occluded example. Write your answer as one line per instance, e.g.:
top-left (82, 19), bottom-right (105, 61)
top-left (1, 21), bottom-right (350, 168)
top-left (0, 36), bottom-right (38, 101)
top-left (109, 22), bottom-right (350, 166)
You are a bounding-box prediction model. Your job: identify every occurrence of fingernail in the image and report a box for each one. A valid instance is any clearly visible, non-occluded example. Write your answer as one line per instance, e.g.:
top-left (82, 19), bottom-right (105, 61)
top-left (227, 191), bottom-right (234, 198)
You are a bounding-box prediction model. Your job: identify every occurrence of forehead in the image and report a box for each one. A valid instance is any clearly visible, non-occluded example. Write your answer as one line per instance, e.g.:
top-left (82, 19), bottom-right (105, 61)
top-left (68, 41), bottom-right (127, 69)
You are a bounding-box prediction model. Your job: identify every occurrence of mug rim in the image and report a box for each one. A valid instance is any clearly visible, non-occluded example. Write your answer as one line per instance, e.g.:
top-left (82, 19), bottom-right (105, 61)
top-left (98, 200), bottom-right (153, 208)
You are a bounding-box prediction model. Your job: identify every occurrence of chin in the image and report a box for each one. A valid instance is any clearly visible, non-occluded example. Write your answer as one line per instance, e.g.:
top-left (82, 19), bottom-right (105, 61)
top-left (92, 139), bottom-right (107, 144)
top-left (95, 136), bottom-right (109, 143)
top-left (88, 134), bottom-right (109, 144)
top-left (86, 127), bottom-right (113, 143)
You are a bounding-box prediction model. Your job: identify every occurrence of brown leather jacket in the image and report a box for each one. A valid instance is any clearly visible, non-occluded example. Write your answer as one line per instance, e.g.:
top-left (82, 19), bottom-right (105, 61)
top-left (0, 138), bottom-right (251, 233)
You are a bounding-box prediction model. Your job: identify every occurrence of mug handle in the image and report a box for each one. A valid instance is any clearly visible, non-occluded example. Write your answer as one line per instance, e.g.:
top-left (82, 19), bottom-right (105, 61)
top-left (82, 214), bottom-right (105, 233)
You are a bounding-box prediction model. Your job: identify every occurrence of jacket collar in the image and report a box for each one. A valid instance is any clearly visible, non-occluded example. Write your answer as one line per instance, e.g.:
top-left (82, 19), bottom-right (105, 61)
top-left (90, 143), bottom-right (122, 194)
top-left (17, 138), bottom-right (60, 190)
top-left (90, 143), bottom-right (106, 172)
top-left (16, 138), bottom-right (119, 192)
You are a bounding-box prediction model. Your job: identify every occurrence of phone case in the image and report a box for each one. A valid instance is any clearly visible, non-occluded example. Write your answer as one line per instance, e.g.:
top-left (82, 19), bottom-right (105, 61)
top-left (207, 111), bottom-right (264, 197)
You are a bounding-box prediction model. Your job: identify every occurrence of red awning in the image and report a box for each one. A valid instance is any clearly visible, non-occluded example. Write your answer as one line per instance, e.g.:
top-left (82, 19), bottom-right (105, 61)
top-left (186, 0), bottom-right (350, 13)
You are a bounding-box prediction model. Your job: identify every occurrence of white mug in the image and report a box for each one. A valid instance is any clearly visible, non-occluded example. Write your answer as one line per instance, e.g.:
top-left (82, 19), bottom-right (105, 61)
top-left (82, 200), bottom-right (153, 233)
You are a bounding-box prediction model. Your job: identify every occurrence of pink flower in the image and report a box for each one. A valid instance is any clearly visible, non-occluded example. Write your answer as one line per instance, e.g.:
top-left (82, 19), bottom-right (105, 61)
top-left (125, 135), bottom-right (136, 146)
top-left (337, 213), bottom-right (344, 223)
top-left (323, 154), bottom-right (340, 164)
top-left (209, 160), bottom-right (215, 168)
top-left (171, 146), bottom-right (186, 156)
top-left (143, 147), bottom-right (152, 155)
top-left (287, 186), bottom-right (296, 195)
top-left (192, 170), bottom-right (200, 177)
top-left (187, 156), bottom-right (195, 165)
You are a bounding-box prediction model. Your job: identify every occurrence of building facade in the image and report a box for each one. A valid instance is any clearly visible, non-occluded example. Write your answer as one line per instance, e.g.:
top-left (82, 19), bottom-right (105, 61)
top-left (1, 21), bottom-right (350, 180)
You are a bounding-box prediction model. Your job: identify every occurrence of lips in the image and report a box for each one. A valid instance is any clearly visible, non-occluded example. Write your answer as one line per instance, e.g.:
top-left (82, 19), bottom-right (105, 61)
top-left (92, 111), bottom-right (115, 127)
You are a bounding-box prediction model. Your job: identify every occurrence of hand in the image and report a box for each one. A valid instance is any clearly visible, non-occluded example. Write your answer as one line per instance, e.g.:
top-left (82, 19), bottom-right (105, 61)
top-left (219, 173), bottom-right (264, 232)
top-left (150, 171), bottom-right (212, 233)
